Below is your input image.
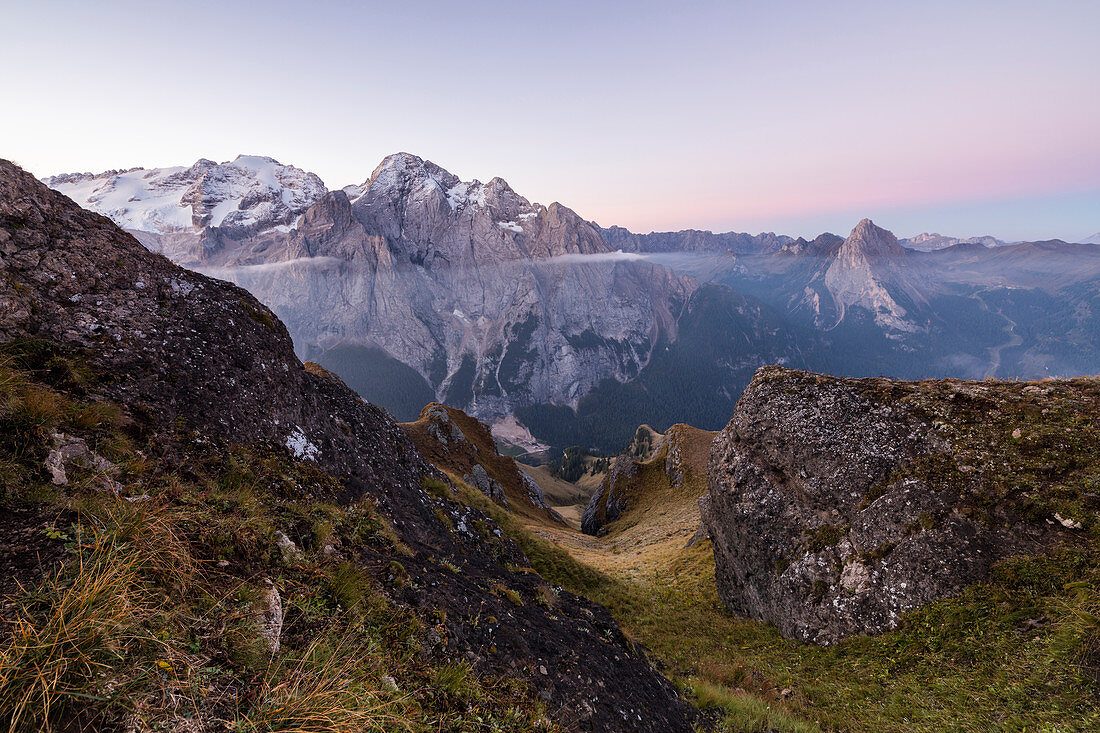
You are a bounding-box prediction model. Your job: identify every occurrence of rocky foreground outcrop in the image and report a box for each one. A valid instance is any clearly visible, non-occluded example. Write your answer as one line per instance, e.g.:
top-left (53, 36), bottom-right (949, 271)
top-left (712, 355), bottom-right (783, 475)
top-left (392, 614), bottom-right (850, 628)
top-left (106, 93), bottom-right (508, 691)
top-left (702, 366), bottom-right (1096, 644)
top-left (0, 159), bottom-right (694, 731)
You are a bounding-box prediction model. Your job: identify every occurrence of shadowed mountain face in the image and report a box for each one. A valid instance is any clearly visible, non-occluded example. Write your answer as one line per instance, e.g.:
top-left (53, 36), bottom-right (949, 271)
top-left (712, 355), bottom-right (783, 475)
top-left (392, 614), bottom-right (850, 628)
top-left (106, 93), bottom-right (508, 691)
top-left (46, 157), bottom-right (1100, 450)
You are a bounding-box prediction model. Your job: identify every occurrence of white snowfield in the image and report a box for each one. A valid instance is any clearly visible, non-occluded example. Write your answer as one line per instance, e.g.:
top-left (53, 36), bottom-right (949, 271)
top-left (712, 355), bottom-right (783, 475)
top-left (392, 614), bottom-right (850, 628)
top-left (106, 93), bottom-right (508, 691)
top-left (45, 152), bottom-right (538, 238)
top-left (44, 155), bottom-right (328, 234)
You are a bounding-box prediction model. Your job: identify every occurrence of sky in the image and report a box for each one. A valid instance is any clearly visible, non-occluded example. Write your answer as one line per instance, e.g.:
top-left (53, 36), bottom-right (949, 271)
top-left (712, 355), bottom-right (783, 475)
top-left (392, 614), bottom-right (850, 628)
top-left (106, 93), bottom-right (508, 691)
top-left (2, 0), bottom-right (1098, 241)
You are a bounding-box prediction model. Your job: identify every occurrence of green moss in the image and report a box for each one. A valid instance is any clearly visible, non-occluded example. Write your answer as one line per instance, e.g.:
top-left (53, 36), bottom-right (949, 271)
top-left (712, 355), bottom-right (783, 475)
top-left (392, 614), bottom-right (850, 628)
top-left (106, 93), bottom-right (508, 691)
top-left (862, 542), bottom-right (896, 562)
top-left (238, 298), bottom-right (277, 332)
top-left (805, 524), bottom-right (848, 553)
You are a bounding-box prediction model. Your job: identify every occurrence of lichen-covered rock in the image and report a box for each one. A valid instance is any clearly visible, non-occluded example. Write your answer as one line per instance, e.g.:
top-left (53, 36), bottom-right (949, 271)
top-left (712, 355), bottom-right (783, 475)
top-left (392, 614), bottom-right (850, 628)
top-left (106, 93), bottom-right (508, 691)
top-left (44, 432), bottom-right (120, 491)
top-left (464, 464), bottom-right (508, 507)
top-left (255, 579), bottom-right (283, 653)
top-left (702, 366), bottom-right (1083, 645)
top-left (425, 404), bottom-right (469, 450)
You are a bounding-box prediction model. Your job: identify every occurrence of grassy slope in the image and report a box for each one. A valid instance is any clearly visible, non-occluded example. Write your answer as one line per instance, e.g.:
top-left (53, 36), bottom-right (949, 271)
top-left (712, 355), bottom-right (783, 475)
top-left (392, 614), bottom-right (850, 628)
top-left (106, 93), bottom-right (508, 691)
top-left (0, 342), bottom-right (558, 732)
top-left (517, 464), bottom-right (590, 530)
top-left (399, 403), bottom-right (564, 525)
top-left (497, 400), bottom-right (1100, 732)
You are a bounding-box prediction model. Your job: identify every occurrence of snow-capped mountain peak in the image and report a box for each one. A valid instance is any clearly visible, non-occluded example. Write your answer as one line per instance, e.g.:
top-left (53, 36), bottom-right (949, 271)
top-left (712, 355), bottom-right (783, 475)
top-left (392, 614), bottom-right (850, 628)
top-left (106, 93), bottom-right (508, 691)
top-left (43, 155), bottom-right (327, 234)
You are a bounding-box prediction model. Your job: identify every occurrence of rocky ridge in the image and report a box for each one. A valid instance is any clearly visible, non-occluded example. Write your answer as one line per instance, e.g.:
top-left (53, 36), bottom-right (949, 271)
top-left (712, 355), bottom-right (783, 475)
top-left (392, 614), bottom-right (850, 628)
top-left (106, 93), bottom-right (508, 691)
top-left (598, 225), bottom-right (793, 255)
top-left (582, 424), bottom-right (716, 536)
top-left (899, 232), bottom-right (1005, 251)
top-left (400, 402), bottom-right (562, 524)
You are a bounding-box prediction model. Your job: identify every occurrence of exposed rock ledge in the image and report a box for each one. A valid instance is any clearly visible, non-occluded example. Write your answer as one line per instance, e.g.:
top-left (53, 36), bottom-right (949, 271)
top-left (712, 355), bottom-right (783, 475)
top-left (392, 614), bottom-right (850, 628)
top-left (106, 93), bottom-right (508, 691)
top-left (702, 366), bottom-right (1089, 644)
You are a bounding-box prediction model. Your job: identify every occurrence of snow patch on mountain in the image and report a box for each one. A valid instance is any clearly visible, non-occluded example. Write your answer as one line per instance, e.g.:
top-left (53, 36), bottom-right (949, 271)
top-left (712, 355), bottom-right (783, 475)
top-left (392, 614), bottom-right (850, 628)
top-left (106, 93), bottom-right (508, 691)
top-left (44, 156), bottom-right (327, 234)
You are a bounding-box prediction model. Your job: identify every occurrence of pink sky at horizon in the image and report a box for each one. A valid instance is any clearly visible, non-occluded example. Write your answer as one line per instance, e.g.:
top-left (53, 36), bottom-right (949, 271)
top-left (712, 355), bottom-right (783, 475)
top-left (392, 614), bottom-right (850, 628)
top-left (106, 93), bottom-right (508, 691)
top-left (2, 0), bottom-right (1097, 241)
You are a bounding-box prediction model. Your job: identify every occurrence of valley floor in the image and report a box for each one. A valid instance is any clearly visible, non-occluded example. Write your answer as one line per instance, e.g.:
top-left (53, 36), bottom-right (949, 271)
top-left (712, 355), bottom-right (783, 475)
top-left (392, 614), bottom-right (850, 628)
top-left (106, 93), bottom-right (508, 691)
top-left (515, 470), bottom-right (1099, 733)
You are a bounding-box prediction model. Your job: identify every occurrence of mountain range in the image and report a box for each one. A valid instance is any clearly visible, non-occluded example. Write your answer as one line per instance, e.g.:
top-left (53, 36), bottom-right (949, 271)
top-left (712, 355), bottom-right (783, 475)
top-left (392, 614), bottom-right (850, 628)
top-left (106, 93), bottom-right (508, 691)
top-left (45, 155), bottom-right (1100, 451)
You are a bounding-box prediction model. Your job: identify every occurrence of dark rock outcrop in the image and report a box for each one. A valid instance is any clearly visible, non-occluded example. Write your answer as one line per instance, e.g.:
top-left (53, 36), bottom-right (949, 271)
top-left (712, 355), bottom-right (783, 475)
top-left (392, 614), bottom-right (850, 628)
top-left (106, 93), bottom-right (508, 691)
top-left (1, 160), bottom-right (694, 731)
top-left (464, 464), bottom-right (508, 507)
top-left (581, 455), bottom-right (637, 536)
top-left (702, 366), bottom-right (1086, 645)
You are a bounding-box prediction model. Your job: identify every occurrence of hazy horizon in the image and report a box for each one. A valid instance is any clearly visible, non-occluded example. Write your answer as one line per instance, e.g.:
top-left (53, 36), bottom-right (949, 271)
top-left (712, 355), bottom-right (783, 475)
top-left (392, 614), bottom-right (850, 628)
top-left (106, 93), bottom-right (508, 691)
top-left (3, 0), bottom-right (1097, 241)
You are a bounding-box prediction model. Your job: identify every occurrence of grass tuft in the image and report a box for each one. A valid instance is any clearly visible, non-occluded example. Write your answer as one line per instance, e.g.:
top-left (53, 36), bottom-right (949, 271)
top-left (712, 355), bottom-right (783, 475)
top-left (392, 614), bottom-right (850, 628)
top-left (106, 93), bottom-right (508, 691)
top-left (237, 637), bottom-right (402, 733)
top-left (0, 540), bottom-right (151, 731)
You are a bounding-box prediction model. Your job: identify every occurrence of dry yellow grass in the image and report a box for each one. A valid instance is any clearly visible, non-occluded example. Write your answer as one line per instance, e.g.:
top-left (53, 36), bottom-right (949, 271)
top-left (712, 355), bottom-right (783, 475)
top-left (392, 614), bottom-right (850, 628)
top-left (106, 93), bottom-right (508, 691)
top-left (0, 540), bottom-right (150, 731)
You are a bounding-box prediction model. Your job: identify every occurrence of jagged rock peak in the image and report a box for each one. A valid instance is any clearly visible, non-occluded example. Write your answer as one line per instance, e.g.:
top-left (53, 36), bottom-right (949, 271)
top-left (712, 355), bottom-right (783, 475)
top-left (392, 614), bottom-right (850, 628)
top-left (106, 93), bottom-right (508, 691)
top-left (352, 152), bottom-right (524, 212)
top-left (840, 218), bottom-right (905, 259)
top-left (780, 232), bottom-right (844, 256)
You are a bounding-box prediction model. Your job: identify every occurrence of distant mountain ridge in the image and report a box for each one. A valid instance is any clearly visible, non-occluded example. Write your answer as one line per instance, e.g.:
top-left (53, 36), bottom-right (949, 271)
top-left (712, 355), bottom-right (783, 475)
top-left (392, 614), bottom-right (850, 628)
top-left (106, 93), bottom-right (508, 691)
top-left (47, 154), bottom-right (707, 438)
top-left (898, 232), bottom-right (1006, 250)
top-left (43, 154), bottom-right (1100, 451)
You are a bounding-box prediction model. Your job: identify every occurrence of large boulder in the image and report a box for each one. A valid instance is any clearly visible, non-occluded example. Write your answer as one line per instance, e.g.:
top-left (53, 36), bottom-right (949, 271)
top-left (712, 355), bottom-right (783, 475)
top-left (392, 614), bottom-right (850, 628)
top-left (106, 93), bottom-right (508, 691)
top-left (702, 366), bottom-right (1086, 644)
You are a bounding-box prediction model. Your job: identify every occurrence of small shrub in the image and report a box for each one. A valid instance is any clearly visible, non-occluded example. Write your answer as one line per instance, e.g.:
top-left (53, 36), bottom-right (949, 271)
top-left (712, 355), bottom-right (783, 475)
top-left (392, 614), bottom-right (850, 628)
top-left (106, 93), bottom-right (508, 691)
top-left (432, 661), bottom-right (474, 697)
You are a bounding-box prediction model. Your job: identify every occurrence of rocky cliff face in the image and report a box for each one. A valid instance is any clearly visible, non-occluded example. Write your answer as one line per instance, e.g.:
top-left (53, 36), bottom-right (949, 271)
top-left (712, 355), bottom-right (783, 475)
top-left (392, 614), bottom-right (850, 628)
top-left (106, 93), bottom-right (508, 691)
top-left (47, 153), bottom-right (696, 426)
top-left (2, 159), bottom-right (695, 731)
top-left (702, 366), bottom-right (1095, 644)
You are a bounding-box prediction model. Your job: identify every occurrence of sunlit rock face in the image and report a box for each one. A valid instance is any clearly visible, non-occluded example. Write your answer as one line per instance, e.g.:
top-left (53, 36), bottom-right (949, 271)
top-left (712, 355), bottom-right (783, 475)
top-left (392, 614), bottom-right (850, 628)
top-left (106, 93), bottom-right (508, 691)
top-left (47, 152), bottom-right (695, 422)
